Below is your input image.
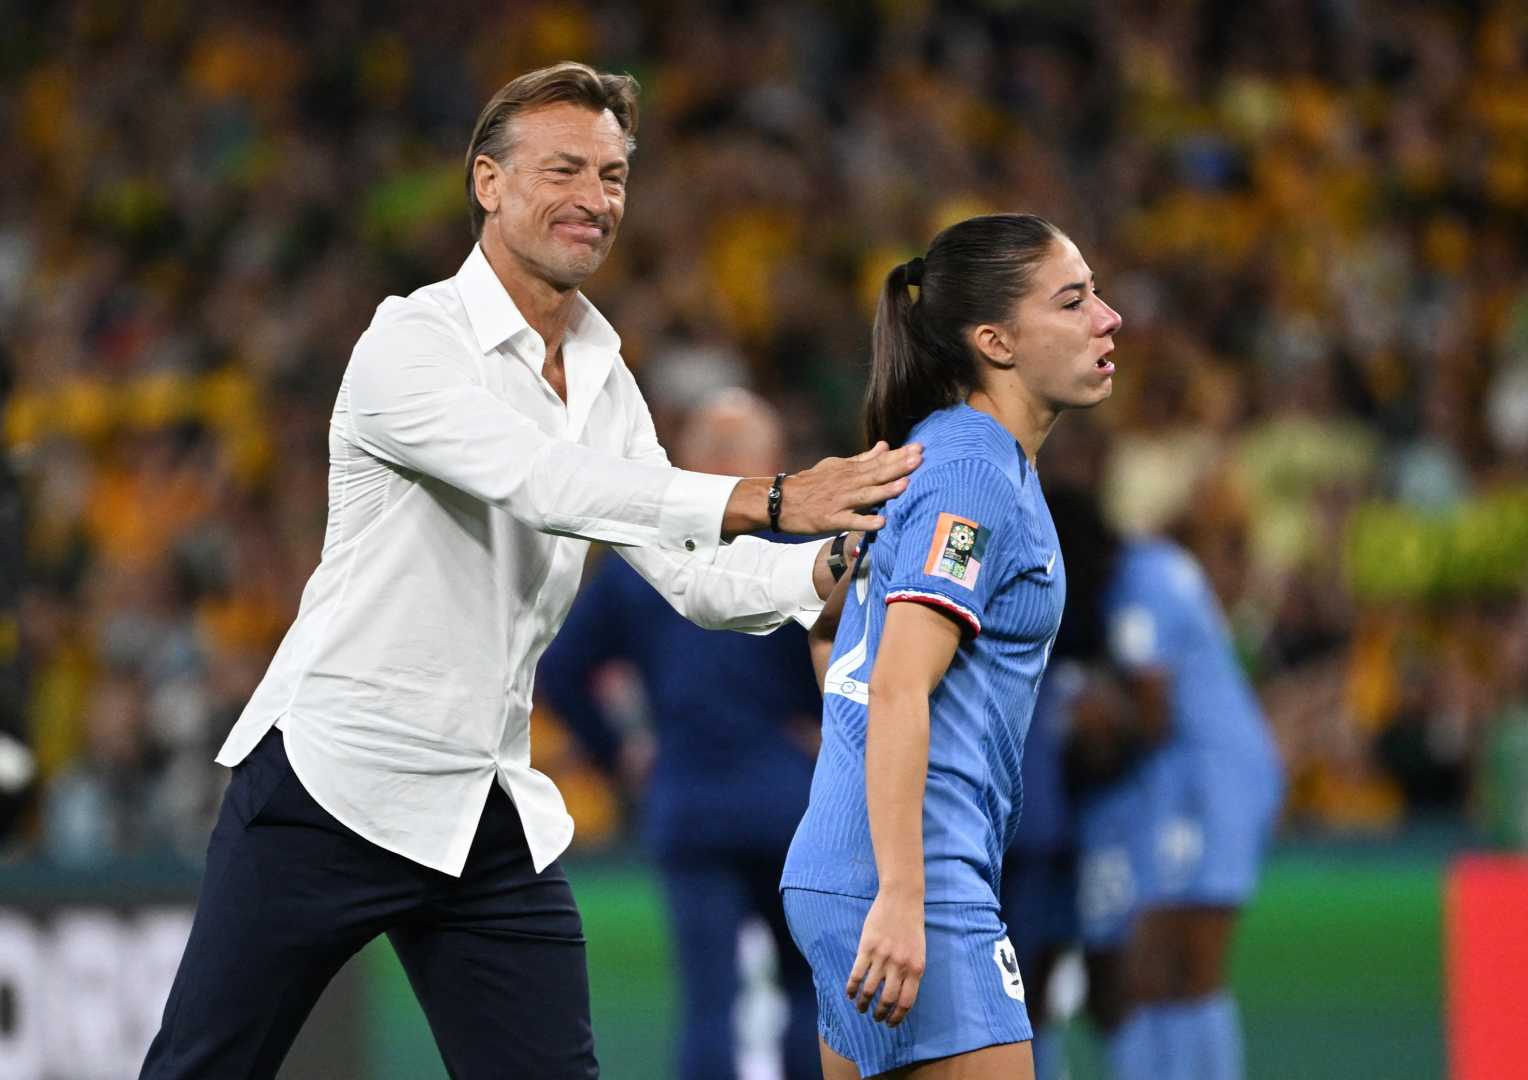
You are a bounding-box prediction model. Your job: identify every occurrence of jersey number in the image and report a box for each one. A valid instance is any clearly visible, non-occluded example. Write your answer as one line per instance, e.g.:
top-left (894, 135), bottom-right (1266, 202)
top-left (824, 561), bottom-right (871, 705)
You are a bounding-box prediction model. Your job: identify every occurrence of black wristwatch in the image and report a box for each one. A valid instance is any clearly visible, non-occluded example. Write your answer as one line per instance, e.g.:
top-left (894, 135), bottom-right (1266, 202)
top-left (827, 531), bottom-right (851, 582)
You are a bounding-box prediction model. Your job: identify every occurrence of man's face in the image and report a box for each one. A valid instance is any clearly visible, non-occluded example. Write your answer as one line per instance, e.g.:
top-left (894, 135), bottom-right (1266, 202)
top-left (476, 102), bottom-right (629, 289)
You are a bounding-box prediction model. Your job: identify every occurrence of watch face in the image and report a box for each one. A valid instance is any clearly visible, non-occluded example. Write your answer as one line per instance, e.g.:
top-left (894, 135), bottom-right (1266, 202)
top-left (828, 534), bottom-right (849, 580)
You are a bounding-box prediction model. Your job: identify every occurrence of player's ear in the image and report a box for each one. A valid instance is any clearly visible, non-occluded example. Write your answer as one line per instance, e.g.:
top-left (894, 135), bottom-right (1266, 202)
top-left (969, 323), bottom-right (1016, 370)
top-left (474, 155), bottom-right (504, 218)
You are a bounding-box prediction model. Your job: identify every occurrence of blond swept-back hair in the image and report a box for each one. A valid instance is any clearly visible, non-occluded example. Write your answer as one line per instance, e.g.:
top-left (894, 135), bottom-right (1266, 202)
top-left (464, 61), bottom-right (640, 238)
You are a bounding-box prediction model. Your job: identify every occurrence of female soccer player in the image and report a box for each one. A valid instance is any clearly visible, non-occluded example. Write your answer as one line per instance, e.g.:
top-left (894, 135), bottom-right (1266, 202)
top-left (780, 214), bottom-right (1121, 1079)
top-left (1070, 492), bottom-right (1284, 1080)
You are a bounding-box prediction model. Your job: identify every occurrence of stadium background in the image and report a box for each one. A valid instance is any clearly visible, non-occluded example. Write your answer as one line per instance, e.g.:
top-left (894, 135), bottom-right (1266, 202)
top-left (3, 0), bottom-right (1526, 1077)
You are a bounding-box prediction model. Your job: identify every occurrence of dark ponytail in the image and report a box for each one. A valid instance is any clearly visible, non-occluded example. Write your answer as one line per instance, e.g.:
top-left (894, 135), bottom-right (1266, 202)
top-left (865, 213), bottom-right (1064, 447)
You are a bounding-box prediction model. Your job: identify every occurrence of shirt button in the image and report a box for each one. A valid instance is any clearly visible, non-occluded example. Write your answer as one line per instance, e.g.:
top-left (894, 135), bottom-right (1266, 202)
top-left (684, 538), bottom-right (696, 552)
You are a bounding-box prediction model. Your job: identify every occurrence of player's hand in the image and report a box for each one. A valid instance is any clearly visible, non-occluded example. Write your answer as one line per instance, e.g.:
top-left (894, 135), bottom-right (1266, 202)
top-left (846, 889), bottom-right (925, 1026)
top-left (616, 732), bottom-right (656, 794)
top-left (810, 530), bottom-right (865, 602)
top-left (1066, 667), bottom-right (1138, 786)
top-left (783, 442), bottom-right (922, 534)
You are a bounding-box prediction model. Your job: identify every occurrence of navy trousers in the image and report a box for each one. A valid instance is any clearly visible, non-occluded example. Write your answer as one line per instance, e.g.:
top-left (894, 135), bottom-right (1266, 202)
top-left (660, 853), bottom-right (819, 1080)
top-left (140, 730), bottom-right (598, 1079)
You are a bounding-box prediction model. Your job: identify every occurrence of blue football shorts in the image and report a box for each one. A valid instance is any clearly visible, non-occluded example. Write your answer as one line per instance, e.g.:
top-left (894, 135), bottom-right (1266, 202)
top-left (1078, 743), bottom-right (1281, 947)
top-left (1140, 742), bottom-right (1282, 908)
top-left (1076, 771), bottom-right (1153, 949)
top-left (781, 887), bottom-right (1032, 1076)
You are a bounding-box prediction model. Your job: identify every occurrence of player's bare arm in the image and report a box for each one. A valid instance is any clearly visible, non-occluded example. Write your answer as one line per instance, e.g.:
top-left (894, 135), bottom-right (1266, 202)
top-left (809, 561), bottom-right (856, 689)
top-left (849, 601), bottom-right (961, 1027)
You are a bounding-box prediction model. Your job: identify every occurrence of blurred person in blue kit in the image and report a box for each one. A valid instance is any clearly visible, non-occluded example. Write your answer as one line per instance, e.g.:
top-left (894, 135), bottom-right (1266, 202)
top-left (137, 62), bottom-right (922, 1080)
top-left (1001, 420), bottom-right (1283, 1080)
top-left (539, 388), bottom-right (823, 1080)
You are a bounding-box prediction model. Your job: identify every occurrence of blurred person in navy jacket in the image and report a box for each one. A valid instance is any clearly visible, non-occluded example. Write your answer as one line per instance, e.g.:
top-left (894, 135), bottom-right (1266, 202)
top-left (539, 389), bottom-right (822, 1080)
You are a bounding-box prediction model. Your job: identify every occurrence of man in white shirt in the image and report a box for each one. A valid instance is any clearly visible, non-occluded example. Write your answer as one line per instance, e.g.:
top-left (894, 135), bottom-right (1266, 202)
top-left (139, 62), bottom-right (919, 1080)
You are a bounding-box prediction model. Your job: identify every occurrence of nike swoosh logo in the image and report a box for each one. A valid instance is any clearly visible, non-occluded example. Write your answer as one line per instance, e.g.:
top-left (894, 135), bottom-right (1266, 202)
top-left (1044, 550), bottom-right (1057, 575)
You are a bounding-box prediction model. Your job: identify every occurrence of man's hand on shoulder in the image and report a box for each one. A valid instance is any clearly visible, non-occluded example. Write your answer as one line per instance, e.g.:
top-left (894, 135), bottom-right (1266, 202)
top-left (722, 442), bottom-right (922, 539)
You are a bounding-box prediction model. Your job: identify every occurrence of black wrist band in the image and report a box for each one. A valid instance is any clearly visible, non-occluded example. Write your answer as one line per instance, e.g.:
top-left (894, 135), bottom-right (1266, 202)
top-left (827, 532), bottom-right (850, 582)
top-left (768, 472), bottom-right (786, 532)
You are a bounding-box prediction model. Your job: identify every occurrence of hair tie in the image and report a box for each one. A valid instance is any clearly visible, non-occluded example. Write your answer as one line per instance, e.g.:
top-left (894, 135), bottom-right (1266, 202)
top-left (905, 256), bottom-right (925, 287)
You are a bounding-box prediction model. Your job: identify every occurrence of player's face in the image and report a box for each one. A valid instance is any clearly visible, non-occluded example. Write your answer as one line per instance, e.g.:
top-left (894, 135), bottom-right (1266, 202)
top-left (478, 102), bottom-right (629, 289)
top-left (1009, 235), bottom-right (1122, 411)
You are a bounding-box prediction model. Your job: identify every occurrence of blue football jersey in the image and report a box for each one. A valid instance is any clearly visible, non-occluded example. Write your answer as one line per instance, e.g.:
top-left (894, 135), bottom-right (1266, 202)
top-left (782, 404), bottom-right (1066, 903)
top-left (1105, 541), bottom-right (1278, 768)
top-left (1101, 540), bottom-right (1284, 906)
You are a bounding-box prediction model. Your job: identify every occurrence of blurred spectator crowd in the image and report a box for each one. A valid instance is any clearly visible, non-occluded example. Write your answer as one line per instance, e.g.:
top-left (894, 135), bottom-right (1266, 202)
top-left (3, 0), bottom-right (1528, 866)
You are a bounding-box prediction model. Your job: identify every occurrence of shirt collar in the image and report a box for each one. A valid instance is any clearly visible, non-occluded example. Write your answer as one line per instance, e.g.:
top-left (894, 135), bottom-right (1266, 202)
top-left (455, 243), bottom-right (621, 356)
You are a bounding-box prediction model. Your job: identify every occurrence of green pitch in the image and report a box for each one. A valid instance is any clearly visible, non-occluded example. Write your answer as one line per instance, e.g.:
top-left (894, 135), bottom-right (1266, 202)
top-left (362, 850), bottom-right (1445, 1079)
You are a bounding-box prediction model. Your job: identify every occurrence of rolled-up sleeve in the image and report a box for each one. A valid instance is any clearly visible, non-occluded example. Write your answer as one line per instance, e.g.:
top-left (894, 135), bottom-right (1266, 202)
top-left (345, 300), bottom-right (738, 553)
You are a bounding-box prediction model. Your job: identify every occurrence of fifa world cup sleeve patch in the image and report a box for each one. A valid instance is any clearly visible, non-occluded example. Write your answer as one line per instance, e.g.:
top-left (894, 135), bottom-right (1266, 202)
top-left (923, 512), bottom-right (989, 588)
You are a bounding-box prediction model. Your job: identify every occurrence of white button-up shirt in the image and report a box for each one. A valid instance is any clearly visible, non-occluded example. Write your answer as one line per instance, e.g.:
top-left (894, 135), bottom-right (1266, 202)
top-left (216, 245), bottom-right (823, 876)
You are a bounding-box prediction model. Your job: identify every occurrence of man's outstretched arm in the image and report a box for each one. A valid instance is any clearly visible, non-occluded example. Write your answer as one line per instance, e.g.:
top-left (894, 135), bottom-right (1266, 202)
top-left (346, 301), bottom-right (919, 558)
